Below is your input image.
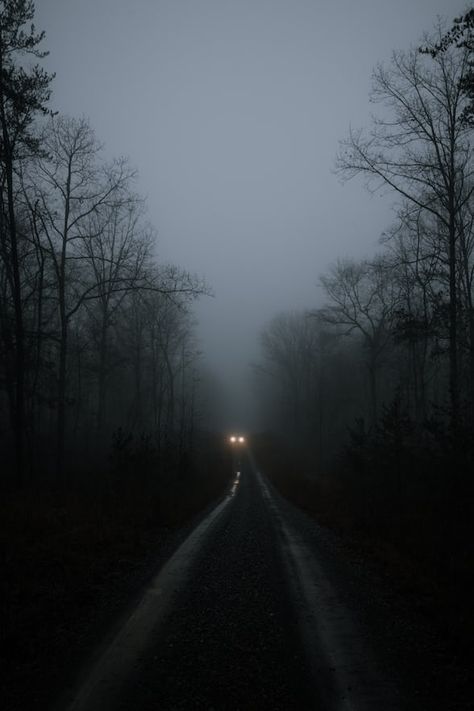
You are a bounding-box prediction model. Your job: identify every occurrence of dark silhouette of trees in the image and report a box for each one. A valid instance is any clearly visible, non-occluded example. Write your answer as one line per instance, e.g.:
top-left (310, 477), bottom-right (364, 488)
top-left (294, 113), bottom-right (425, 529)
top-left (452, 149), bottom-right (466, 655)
top-left (80, 199), bottom-right (151, 437)
top-left (28, 116), bottom-right (137, 479)
top-left (0, 0), bottom-right (53, 482)
top-left (425, 9), bottom-right (474, 125)
top-left (256, 311), bottom-right (346, 463)
top-left (258, 311), bottom-right (319, 439)
top-left (0, 4), bottom-right (211, 488)
top-left (320, 256), bottom-right (399, 424)
top-left (254, 16), bottom-right (474, 615)
top-left (336, 25), bottom-right (474, 423)
top-left (382, 207), bottom-right (441, 422)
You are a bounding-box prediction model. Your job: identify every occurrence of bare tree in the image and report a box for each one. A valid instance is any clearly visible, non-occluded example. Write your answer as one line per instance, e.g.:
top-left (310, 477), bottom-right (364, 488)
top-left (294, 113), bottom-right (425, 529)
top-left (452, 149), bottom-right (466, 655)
top-left (80, 200), bottom-right (152, 435)
top-left (320, 257), bottom-right (400, 424)
top-left (28, 115), bottom-right (135, 478)
top-left (259, 311), bottom-right (320, 440)
top-left (381, 204), bottom-right (448, 419)
top-left (142, 274), bottom-right (202, 446)
top-left (336, 25), bottom-right (474, 420)
top-left (114, 277), bottom-right (203, 458)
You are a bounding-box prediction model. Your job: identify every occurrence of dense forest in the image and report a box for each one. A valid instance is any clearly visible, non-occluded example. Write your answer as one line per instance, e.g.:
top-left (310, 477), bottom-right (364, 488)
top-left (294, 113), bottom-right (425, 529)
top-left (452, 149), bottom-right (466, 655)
top-left (1, 7), bottom-right (231, 698)
top-left (2, 3), bottom-right (474, 709)
top-left (254, 12), bottom-right (474, 618)
top-left (0, 1), bottom-right (227, 497)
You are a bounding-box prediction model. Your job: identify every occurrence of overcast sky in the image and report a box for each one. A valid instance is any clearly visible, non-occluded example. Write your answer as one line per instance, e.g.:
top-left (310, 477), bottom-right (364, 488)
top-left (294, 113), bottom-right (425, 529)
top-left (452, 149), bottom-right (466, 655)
top-left (36, 0), bottom-right (463, 429)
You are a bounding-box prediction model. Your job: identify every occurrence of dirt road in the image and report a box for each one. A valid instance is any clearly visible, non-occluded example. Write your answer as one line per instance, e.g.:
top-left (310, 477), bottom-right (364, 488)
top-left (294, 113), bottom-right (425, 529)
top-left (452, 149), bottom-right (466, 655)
top-left (59, 450), bottom-right (458, 710)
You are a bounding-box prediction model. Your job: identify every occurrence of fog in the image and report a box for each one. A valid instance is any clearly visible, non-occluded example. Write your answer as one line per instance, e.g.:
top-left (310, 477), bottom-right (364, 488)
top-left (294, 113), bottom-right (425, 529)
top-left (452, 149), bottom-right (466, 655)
top-left (3, 5), bottom-right (474, 707)
top-left (36, 0), bottom-right (459, 429)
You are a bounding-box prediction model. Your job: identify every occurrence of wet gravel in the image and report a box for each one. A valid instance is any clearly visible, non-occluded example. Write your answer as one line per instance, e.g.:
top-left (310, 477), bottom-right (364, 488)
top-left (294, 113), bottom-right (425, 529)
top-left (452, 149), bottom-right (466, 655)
top-left (118, 455), bottom-right (314, 710)
top-left (57, 450), bottom-right (473, 711)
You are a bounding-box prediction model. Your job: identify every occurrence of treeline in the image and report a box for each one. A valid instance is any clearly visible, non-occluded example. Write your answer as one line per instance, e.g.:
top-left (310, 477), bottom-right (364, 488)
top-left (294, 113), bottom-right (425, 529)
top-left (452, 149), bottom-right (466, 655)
top-left (0, 2), bottom-right (212, 488)
top-left (255, 13), bottom-right (474, 598)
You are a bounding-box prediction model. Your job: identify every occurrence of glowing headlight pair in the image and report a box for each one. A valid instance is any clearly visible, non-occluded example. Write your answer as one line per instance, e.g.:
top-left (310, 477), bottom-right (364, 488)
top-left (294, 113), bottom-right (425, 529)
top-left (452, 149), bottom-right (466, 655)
top-left (229, 435), bottom-right (245, 443)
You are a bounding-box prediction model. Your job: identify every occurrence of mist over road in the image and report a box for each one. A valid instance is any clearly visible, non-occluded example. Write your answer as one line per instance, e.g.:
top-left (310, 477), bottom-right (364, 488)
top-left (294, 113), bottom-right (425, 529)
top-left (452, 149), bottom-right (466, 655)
top-left (63, 451), bottom-right (422, 711)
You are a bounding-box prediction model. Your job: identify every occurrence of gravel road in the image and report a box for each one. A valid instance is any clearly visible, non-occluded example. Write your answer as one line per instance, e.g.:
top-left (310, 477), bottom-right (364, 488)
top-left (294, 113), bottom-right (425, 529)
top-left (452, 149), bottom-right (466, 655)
top-left (61, 449), bottom-right (469, 711)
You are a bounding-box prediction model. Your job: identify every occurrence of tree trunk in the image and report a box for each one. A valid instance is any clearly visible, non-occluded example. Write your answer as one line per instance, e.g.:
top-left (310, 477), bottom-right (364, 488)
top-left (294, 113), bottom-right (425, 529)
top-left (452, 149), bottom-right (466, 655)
top-left (0, 67), bottom-right (25, 485)
top-left (97, 312), bottom-right (109, 436)
top-left (448, 210), bottom-right (459, 427)
top-left (56, 315), bottom-right (67, 482)
top-left (368, 353), bottom-right (378, 426)
top-left (56, 173), bottom-right (71, 483)
top-left (164, 349), bottom-right (175, 441)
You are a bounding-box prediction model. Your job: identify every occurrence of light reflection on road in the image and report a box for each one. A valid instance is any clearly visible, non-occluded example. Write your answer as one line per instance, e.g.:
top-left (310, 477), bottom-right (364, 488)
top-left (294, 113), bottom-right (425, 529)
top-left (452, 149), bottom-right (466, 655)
top-left (230, 471), bottom-right (241, 496)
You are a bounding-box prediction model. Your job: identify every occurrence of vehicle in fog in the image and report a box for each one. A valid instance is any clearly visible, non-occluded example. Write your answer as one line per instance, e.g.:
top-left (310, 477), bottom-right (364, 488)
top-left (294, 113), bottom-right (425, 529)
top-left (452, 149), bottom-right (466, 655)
top-left (229, 435), bottom-right (246, 444)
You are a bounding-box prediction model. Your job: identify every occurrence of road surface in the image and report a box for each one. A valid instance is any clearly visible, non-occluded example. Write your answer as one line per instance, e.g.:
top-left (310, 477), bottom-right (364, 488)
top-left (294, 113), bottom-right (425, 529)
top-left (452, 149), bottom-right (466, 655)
top-left (60, 449), bottom-right (426, 711)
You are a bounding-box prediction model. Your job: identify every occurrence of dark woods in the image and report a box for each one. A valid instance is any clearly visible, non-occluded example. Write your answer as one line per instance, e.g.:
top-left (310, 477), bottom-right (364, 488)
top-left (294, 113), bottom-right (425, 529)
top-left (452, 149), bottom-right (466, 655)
top-left (1, 9), bottom-right (231, 704)
top-left (254, 12), bottom-right (474, 626)
top-left (0, 6), bottom-right (238, 707)
top-left (0, 2), bottom-right (218, 494)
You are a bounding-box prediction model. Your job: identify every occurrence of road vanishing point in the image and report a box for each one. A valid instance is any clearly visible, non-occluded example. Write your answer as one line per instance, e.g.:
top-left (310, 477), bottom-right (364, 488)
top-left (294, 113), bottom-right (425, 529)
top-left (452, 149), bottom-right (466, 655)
top-left (59, 449), bottom-right (417, 711)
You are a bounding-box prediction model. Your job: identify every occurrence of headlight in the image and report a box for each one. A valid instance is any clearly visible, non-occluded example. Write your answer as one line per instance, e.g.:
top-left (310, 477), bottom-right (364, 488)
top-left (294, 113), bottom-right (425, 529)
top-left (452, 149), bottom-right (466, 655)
top-left (230, 436), bottom-right (236, 443)
top-left (238, 436), bottom-right (245, 443)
